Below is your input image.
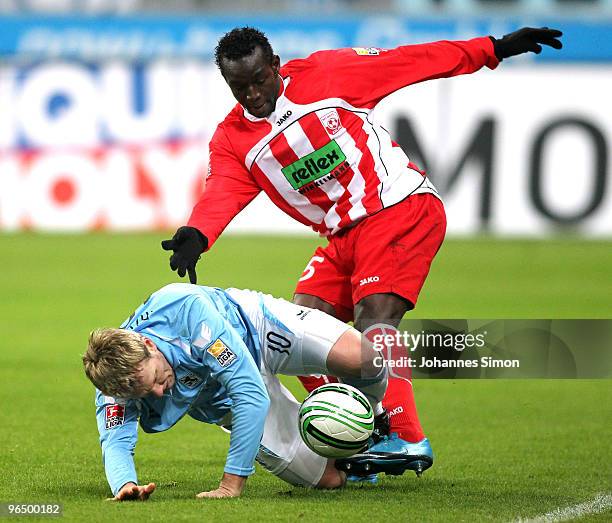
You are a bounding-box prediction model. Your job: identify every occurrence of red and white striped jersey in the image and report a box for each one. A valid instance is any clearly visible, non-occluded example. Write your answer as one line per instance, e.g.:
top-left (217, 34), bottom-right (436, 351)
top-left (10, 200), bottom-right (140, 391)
top-left (188, 37), bottom-right (498, 246)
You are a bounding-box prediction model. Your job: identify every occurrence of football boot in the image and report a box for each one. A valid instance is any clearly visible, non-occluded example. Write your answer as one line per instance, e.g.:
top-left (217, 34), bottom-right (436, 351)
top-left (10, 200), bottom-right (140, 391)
top-left (336, 434), bottom-right (433, 478)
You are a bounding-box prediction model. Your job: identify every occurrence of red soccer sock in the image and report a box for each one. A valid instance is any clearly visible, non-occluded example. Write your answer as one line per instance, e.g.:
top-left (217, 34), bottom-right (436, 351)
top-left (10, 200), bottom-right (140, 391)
top-left (297, 375), bottom-right (338, 393)
top-left (382, 377), bottom-right (425, 443)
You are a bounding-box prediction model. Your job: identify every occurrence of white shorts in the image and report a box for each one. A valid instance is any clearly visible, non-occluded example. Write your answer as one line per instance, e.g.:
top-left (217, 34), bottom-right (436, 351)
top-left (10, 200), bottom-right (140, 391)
top-left (225, 289), bottom-right (354, 487)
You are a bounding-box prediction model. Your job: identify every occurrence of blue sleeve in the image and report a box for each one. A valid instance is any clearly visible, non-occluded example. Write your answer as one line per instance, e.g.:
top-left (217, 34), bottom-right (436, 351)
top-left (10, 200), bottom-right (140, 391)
top-left (185, 295), bottom-right (270, 477)
top-left (95, 391), bottom-right (140, 496)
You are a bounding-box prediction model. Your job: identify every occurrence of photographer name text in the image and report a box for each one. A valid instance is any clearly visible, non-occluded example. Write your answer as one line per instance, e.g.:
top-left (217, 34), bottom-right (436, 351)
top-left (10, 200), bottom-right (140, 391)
top-left (373, 356), bottom-right (520, 369)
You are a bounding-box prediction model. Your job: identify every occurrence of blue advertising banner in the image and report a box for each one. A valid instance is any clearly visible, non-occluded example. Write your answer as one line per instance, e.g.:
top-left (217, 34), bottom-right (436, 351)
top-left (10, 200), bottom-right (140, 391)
top-left (0, 15), bottom-right (610, 62)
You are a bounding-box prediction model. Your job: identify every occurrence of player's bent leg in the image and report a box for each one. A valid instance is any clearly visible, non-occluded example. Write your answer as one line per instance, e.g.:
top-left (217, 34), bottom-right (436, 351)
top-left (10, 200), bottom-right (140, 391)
top-left (343, 196), bottom-right (445, 478)
top-left (261, 297), bottom-right (388, 418)
top-left (254, 386), bottom-right (344, 490)
top-left (354, 293), bottom-right (423, 440)
top-left (269, 299), bottom-right (382, 387)
top-left (355, 292), bottom-right (425, 445)
top-left (349, 293), bottom-right (433, 477)
top-left (255, 298), bottom-right (396, 484)
top-left (296, 318), bottom-right (388, 413)
top-left (255, 370), bottom-right (331, 489)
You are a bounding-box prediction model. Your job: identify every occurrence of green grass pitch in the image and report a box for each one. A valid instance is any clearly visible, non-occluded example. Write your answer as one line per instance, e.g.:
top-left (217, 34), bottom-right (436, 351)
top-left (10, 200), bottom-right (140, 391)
top-left (0, 233), bottom-right (611, 522)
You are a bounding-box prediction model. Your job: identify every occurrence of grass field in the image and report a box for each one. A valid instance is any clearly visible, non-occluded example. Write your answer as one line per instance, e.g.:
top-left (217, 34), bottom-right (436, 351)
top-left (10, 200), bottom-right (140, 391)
top-left (0, 234), bottom-right (611, 522)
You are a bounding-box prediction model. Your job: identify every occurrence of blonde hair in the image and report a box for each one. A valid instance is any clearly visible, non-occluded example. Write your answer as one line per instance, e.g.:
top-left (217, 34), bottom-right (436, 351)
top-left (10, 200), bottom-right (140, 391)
top-left (83, 328), bottom-right (151, 398)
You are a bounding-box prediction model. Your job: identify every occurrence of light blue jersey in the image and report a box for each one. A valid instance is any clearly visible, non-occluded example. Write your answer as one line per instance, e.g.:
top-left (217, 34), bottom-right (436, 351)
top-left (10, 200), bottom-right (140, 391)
top-left (94, 283), bottom-right (271, 496)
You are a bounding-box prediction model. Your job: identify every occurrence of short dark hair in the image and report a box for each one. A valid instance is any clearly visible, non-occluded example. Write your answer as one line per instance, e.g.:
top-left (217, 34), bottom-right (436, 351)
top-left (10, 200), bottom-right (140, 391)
top-left (215, 27), bottom-right (274, 71)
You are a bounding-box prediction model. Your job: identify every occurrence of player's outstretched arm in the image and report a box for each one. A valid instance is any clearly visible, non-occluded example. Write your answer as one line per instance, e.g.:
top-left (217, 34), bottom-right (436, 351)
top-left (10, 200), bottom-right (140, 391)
top-left (109, 482), bottom-right (156, 501)
top-left (196, 473), bottom-right (247, 499)
top-left (492, 27), bottom-right (562, 60)
top-left (161, 226), bottom-right (208, 284)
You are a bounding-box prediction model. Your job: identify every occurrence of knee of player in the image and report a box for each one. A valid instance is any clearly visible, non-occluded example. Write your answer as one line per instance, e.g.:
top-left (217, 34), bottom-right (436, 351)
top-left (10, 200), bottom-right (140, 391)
top-left (316, 465), bottom-right (345, 490)
top-left (327, 328), bottom-right (364, 378)
top-left (360, 336), bottom-right (387, 376)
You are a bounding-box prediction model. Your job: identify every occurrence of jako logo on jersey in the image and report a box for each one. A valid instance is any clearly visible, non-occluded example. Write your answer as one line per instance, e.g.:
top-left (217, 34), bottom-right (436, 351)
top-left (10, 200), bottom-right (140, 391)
top-left (105, 404), bottom-right (125, 430)
top-left (207, 339), bottom-right (236, 368)
top-left (359, 276), bottom-right (380, 286)
top-left (320, 109), bottom-right (343, 136)
top-left (281, 139), bottom-right (349, 193)
top-left (276, 110), bottom-right (292, 126)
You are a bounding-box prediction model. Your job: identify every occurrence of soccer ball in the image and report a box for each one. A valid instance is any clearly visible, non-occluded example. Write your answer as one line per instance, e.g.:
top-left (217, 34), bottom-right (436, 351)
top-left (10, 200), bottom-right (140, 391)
top-left (298, 383), bottom-right (374, 458)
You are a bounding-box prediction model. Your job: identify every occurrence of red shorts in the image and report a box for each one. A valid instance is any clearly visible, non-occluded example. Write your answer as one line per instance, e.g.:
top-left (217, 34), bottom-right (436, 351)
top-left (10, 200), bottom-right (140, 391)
top-left (294, 193), bottom-right (446, 321)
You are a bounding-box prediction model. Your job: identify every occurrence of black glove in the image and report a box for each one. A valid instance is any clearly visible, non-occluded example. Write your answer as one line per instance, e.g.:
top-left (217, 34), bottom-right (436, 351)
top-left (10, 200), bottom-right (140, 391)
top-left (491, 27), bottom-right (562, 61)
top-left (161, 226), bottom-right (208, 284)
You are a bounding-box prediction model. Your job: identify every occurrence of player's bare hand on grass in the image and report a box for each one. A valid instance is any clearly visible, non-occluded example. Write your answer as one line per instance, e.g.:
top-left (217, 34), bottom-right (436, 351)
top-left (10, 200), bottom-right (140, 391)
top-left (108, 482), bottom-right (156, 501)
top-left (196, 473), bottom-right (246, 499)
top-left (161, 226), bottom-right (208, 284)
top-left (493, 27), bottom-right (563, 60)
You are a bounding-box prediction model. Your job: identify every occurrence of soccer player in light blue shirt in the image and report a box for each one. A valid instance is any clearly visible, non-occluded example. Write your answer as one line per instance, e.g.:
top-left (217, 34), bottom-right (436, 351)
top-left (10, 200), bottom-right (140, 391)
top-left (83, 283), bottom-right (427, 500)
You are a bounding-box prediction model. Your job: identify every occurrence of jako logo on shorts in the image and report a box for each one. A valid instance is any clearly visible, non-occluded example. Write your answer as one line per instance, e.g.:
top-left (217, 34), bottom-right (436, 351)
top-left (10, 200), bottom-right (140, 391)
top-left (359, 276), bottom-right (380, 286)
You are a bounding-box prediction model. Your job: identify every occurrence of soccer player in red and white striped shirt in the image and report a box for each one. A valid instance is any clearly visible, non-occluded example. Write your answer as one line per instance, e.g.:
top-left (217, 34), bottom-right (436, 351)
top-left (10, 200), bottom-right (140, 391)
top-left (162, 26), bottom-right (562, 479)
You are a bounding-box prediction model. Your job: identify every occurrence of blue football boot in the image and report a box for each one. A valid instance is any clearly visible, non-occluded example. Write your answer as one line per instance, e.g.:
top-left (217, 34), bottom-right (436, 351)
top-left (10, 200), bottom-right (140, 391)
top-left (336, 434), bottom-right (433, 478)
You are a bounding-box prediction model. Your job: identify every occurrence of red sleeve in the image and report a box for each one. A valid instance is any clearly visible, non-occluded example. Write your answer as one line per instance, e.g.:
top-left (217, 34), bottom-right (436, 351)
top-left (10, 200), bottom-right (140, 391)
top-left (294, 36), bottom-right (498, 109)
top-left (187, 126), bottom-right (261, 249)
